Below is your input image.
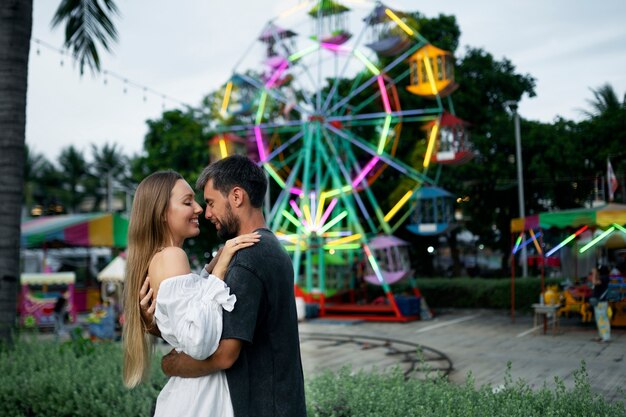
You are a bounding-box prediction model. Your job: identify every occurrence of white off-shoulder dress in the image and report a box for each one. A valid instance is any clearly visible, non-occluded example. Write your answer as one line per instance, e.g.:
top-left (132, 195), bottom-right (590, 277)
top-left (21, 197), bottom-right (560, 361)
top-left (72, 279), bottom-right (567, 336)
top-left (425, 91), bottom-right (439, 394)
top-left (153, 273), bottom-right (236, 417)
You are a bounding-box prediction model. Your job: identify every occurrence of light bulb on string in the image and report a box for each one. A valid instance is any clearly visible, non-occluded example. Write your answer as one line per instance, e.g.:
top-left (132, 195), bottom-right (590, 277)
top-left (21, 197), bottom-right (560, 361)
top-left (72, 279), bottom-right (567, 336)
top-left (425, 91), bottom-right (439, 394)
top-left (103, 70), bottom-right (108, 85)
top-left (123, 79), bottom-right (128, 94)
top-left (143, 87), bottom-right (147, 102)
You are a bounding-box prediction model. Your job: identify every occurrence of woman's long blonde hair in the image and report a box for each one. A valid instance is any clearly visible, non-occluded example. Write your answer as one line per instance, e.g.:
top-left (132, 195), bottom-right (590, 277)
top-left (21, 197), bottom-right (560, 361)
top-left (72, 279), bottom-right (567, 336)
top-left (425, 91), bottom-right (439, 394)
top-left (122, 171), bottom-right (182, 388)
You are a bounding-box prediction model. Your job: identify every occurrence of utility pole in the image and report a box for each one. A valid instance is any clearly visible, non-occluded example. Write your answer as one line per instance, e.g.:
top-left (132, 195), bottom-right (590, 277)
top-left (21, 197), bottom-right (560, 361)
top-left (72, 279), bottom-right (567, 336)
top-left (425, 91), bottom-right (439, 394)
top-left (504, 101), bottom-right (528, 277)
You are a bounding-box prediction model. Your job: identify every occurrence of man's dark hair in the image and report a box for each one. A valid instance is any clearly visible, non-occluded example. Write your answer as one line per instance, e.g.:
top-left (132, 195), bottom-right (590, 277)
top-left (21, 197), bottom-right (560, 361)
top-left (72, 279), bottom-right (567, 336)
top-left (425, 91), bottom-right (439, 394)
top-left (196, 155), bottom-right (268, 208)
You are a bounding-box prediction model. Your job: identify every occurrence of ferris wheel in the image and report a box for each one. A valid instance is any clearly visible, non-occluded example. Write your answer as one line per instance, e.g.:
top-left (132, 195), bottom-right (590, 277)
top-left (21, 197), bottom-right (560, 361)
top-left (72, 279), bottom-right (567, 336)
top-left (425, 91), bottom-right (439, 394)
top-left (211, 0), bottom-right (472, 320)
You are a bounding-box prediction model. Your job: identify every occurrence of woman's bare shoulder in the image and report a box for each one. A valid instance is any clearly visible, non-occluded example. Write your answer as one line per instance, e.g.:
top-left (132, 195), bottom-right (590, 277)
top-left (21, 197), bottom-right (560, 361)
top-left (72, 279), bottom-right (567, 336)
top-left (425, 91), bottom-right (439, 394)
top-left (149, 247), bottom-right (191, 290)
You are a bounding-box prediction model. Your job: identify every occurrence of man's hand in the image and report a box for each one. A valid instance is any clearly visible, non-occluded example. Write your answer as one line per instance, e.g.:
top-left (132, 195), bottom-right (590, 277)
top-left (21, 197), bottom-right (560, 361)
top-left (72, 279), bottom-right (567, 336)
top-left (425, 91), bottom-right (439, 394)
top-left (162, 349), bottom-right (207, 378)
top-left (139, 276), bottom-right (159, 336)
top-left (161, 339), bottom-right (243, 378)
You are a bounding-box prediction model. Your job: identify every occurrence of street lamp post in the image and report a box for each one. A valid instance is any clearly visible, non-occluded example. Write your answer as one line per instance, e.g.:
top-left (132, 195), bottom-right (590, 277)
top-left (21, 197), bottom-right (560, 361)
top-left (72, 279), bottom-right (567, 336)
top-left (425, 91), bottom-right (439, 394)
top-left (504, 100), bottom-right (528, 278)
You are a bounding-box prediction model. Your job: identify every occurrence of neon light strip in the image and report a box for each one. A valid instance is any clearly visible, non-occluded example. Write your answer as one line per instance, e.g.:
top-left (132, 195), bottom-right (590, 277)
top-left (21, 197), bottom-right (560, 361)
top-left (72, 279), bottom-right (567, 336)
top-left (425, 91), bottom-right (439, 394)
top-left (613, 223), bottom-right (626, 234)
top-left (384, 190), bottom-right (413, 222)
top-left (512, 233), bottom-right (523, 254)
top-left (545, 226), bottom-right (588, 257)
top-left (255, 91), bottom-right (268, 125)
top-left (288, 44), bottom-right (319, 62)
top-left (324, 185), bottom-right (353, 198)
top-left (218, 138), bottom-right (228, 158)
top-left (319, 210), bottom-right (348, 234)
top-left (263, 164), bottom-right (285, 188)
top-left (529, 229), bottom-right (543, 255)
top-left (318, 198), bottom-right (338, 228)
top-left (376, 116), bottom-right (392, 154)
top-left (290, 187), bottom-right (304, 197)
top-left (254, 126), bottom-right (267, 162)
top-left (352, 157), bottom-right (379, 187)
top-left (363, 245), bottom-right (384, 284)
top-left (513, 232), bottom-right (544, 255)
top-left (423, 54), bottom-right (439, 96)
top-left (276, 233), bottom-right (300, 243)
top-left (302, 204), bottom-right (313, 230)
top-left (377, 76), bottom-right (392, 113)
top-left (220, 81), bottom-right (233, 115)
top-left (309, 192), bottom-right (316, 226)
top-left (315, 193), bottom-right (327, 226)
top-left (423, 119), bottom-right (440, 168)
top-left (281, 210), bottom-right (304, 229)
top-left (289, 200), bottom-right (304, 219)
top-left (322, 231), bottom-right (352, 237)
top-left (265, 61), bottom-right (289, 89)
top-left (323, 243), bottom-right (362, 250)
top-left (321, 42), bottom-right (346, 52)
top-left (354, 49), bottom-right (380, 76)
top-left (579, 227), bottom-right (615, 253)
top-left (385, 9), bottom-right (414, 36)
top-left (326, 233), bottom-right (362, 246)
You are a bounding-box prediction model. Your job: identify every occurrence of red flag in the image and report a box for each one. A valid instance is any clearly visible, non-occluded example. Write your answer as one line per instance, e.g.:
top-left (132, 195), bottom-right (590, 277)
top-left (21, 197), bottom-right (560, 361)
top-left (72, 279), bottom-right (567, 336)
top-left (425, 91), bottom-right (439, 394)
top-left (607, 158), bottom-right (618, 202)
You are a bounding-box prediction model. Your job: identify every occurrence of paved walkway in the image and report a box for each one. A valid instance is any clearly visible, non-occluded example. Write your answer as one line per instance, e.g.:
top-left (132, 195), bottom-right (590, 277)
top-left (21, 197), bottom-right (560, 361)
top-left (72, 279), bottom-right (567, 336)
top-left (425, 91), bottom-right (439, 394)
top-left (298, 309), bottom-right (626, 403)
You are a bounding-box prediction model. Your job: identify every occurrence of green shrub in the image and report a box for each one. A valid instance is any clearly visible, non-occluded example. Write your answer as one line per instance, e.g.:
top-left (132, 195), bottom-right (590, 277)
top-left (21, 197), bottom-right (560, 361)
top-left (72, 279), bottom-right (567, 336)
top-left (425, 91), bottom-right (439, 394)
top-left (411, 277), bottom-right (561, 311)
top-left (0, 333), bottom-right (165, 417)
top-left (2, 337), bottom-right (623, 416)
top-left (306, 363), bottom-right (626, 417)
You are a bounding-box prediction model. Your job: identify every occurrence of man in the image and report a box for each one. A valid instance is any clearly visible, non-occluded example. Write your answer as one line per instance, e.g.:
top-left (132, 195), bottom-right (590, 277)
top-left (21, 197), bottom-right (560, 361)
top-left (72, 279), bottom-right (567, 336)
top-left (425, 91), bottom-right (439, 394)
top-left (140, 155), bottom-right (306, 416)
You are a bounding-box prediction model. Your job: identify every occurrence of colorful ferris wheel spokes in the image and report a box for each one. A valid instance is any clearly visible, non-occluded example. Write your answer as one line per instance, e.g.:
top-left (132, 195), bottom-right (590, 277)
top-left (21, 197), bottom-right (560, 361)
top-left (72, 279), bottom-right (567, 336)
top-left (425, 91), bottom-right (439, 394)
top-left (213, 1), bottom-right (471, 320)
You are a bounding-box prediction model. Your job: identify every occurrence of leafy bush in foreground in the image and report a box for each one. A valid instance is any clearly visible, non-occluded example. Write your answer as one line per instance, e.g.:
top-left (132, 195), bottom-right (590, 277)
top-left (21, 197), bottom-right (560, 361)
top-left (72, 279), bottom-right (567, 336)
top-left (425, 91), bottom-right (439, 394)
top-left (306, 364), bottom-right (625, 417)
top-left (0, 336), bottom-right (623, 416)
top-left (0, 332), bottom-right (165, 417)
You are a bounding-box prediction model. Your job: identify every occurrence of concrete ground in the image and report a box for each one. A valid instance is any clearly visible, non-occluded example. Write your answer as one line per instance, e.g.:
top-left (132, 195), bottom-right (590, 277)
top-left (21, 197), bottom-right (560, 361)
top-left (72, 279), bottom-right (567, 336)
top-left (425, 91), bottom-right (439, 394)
top-left (298, 308), bottom-right (626, 403)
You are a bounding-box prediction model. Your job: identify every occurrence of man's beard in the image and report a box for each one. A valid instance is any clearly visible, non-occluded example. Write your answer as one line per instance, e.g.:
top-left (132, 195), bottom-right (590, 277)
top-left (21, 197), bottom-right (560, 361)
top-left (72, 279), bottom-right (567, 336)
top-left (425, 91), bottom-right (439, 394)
top-left (216, 203), bottom-right (240, 241)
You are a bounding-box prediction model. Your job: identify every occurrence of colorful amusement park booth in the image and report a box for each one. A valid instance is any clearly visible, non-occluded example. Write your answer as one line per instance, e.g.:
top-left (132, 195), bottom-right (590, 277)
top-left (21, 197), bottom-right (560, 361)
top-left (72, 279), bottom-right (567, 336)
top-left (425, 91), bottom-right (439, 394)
top-left (19, 272), bottom-right (77, 328)
top-left (510, 203), bottom-right (626, 326)
top-left (20, 212), bottom-right (128, 312)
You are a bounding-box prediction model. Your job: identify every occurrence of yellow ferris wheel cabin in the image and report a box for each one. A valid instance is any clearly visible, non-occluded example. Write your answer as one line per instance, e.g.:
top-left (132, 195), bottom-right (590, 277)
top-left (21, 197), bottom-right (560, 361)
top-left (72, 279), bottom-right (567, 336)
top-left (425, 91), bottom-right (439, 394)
top-left (407, 44), bottom-right (458, 99)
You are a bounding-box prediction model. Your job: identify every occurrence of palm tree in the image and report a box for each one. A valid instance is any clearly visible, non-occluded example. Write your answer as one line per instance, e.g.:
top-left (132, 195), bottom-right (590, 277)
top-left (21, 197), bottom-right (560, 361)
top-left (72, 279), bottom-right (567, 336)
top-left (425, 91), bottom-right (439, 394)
top-left (58, 145), bottom-right (89, 213)
top-left (582, 83), bottom-right (624, 118)
top-left (0, 0), bottom-right (119, 344)
top-left (88, 142), bottom-right (128, 211)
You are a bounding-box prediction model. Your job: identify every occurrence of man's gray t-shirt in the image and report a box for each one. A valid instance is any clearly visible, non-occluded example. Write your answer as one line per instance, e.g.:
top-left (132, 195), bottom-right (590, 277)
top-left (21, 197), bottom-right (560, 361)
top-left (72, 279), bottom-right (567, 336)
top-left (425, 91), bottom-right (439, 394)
top-left (221, 228), bottom-right (306, 417)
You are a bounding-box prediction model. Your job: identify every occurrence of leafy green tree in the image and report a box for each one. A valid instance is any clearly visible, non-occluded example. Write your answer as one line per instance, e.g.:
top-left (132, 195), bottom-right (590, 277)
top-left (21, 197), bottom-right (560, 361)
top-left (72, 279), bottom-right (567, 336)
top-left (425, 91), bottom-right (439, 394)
top-left (135, 109), bottom-right (219, 264)
top-left (135, 109), bottom-right (210, 186)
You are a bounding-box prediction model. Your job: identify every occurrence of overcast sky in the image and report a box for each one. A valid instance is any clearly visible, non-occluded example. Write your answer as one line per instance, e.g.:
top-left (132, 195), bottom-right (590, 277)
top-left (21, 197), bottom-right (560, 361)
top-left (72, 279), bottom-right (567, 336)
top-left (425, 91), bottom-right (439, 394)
top-left (26, 0), bottom-right (626, 161)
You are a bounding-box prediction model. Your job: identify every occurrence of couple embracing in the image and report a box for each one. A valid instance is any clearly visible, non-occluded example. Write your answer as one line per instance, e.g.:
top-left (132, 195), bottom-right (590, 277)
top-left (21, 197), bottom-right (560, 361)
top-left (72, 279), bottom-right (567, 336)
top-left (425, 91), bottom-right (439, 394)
top-left (122, 155), bottom-right (307, 417)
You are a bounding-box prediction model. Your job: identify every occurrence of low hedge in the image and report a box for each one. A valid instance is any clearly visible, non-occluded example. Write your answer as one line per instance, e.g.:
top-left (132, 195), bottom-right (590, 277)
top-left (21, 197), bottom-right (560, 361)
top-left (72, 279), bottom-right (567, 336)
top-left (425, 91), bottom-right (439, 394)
top-left (1, 335), bottom-right (624, 416)
top-left (307, 365), bottom-right (625, 417)
top-left (408, 276), bottom-right (562, 311)
top-left (0, 331), bottom-right (165, 417)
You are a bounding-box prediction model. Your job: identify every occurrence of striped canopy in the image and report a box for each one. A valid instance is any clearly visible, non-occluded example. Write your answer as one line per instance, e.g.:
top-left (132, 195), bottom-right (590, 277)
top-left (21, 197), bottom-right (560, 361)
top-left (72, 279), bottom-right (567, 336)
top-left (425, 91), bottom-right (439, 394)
top-left (21, 213), bottom-right (128, 248)
top-left (511, 203), bottom-right (626, 232)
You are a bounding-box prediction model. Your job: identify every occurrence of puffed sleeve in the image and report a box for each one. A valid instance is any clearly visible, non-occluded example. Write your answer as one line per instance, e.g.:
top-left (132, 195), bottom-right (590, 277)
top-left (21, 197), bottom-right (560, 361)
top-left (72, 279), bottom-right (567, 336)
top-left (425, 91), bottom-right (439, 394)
top-left (155, 274), bottom-right (236, 360)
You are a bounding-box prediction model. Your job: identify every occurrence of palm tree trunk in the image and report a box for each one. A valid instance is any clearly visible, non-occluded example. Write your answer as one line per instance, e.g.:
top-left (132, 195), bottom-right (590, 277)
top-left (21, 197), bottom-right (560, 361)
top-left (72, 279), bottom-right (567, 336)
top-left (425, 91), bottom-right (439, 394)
top-left (0, 1), bottom-right (32, 344)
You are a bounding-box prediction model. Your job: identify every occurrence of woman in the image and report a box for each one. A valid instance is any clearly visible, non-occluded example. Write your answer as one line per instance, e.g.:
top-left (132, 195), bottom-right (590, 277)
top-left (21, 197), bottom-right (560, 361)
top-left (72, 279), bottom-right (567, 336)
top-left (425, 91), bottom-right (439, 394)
top-left (122, 171), bottom-right (259, 416)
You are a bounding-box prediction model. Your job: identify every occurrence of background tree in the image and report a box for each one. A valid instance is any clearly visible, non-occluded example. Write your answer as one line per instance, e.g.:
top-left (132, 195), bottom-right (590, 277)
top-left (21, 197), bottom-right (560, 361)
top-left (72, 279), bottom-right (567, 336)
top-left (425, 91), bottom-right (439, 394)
top-left (87, 142), bottom-right (129, 211)
top-left (58, 145), bottom-right (89, 213)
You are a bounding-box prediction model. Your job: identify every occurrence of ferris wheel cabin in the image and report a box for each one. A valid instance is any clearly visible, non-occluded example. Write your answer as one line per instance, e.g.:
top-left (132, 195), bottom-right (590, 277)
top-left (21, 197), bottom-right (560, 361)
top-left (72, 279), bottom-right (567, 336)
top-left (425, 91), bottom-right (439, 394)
top-left (424, 111), bottom-right (474, 166)
top-left (364, 4), bottom-right (412, 57)
top-left (407, 44), bottom-right (458, 98)
top-left (308, 0), bottom-right (352, 45)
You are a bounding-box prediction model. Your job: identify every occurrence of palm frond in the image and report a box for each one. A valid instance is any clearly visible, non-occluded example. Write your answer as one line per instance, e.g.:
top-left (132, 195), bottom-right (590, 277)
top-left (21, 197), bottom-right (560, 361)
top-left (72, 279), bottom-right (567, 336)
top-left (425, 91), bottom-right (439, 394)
top-left (51, 0), bottom-right (120, 75)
